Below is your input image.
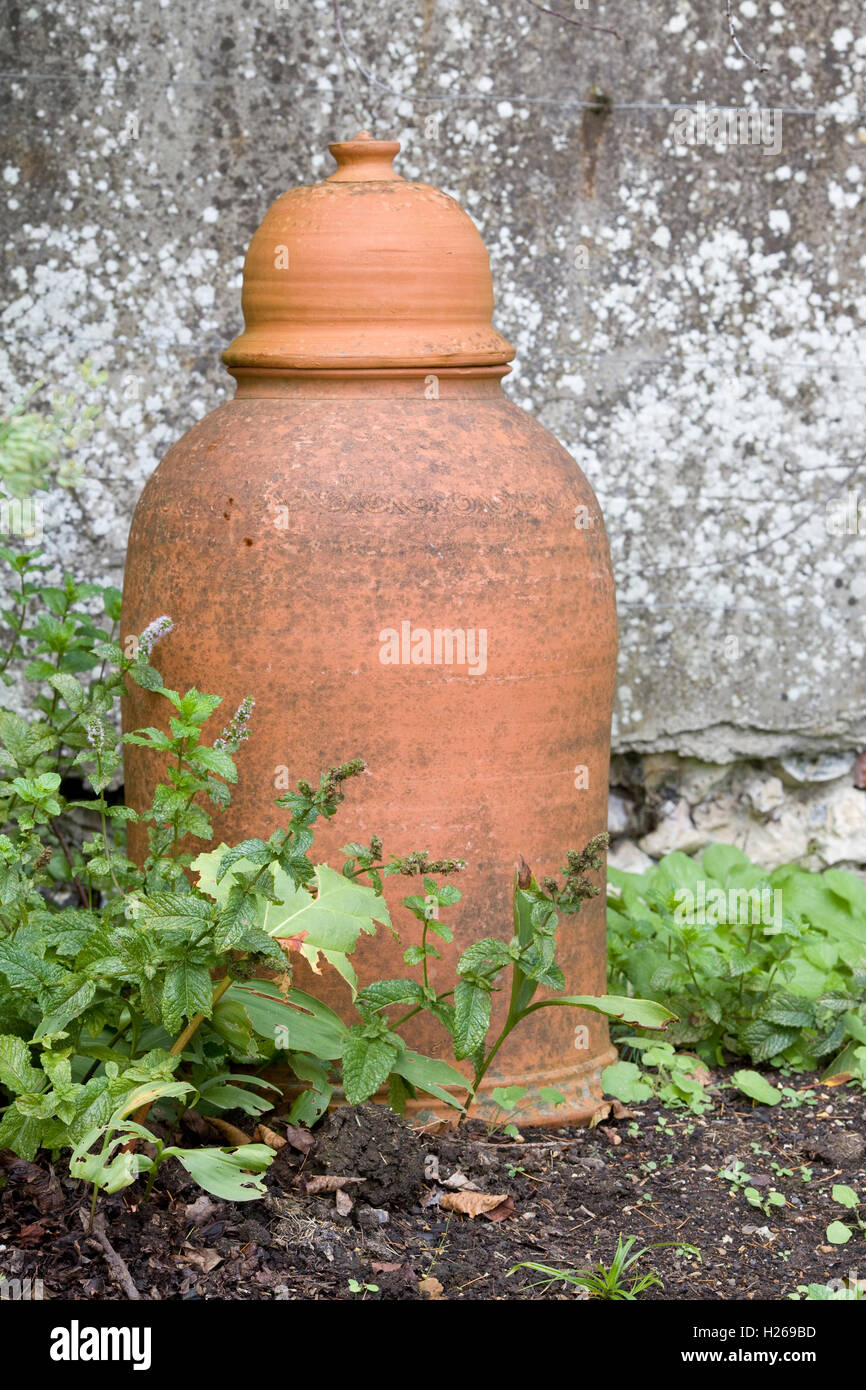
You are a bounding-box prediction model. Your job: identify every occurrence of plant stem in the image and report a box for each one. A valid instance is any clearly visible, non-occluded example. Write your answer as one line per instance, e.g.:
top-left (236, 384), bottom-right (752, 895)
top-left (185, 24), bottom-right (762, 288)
top-left (50, 817), bottom-right (89, 907)
top-left (0, 567), bottom-right (29, 678)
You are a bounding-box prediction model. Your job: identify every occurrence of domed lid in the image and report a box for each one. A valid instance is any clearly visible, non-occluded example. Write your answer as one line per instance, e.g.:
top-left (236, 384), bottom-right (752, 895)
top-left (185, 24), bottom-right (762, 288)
top-left (222, 132), bottom-right (514, 372)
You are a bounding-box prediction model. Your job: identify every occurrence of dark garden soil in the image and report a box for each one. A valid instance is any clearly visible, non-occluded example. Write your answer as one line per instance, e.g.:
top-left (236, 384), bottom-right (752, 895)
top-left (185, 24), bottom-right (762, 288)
top-left (2, 1070), bottom-right (865, 1302)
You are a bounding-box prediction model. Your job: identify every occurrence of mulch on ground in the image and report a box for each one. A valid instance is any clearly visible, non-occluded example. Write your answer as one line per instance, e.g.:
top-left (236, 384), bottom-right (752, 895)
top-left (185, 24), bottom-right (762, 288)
top-left (2, 1069), bottom-right (864, 1300)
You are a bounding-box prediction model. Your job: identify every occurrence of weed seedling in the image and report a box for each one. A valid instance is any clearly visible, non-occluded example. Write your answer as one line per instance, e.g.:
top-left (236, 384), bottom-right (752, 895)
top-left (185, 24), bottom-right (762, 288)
top-left (347, 1279), bottom-right (379, 1296)
top-left (744, 1187), bottom-right (786, 1218)
top-left (826, 1185), bottom-right (865, 1245)
top-left (509, 1237), bottom-right (699, 1301)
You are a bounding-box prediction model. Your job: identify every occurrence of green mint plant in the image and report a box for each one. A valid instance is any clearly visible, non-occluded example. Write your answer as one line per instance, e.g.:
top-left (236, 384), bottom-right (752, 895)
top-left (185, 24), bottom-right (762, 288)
top-left (0, 536), bottom-right (468, 1192)
top-left (0, 364), bottom-right (106, 497)
top-left (0, 383), bottom-right (673, 1201)
top-left (339, 841), bottom-right (676, 1120)
top-left (608, 844), bottom-right (866, 1078)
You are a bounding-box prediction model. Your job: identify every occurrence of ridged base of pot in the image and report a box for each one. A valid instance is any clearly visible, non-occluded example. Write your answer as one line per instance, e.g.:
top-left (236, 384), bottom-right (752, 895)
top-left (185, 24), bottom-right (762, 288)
top-left (268, 1045), bottom-right (618, 1129)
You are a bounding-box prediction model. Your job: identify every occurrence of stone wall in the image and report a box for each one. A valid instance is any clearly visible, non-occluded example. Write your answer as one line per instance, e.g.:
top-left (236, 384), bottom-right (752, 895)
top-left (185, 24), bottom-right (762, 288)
top-left (1, 0), bottom-right (865, 867)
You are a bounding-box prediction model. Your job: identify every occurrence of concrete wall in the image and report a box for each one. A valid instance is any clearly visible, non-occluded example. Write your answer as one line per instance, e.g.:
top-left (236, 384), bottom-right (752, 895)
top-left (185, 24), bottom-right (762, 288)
top-left (2, 0), bottom-right (865, 865)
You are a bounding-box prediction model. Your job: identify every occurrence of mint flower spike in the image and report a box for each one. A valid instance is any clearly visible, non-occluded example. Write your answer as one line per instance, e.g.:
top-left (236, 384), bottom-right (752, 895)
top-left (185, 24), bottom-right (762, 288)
top-left (137, 615), bottom-right (174, 660)
top-left (85, 716), bottom-right (106, 752)
top-left (213, 695), bottom-right (255, 751)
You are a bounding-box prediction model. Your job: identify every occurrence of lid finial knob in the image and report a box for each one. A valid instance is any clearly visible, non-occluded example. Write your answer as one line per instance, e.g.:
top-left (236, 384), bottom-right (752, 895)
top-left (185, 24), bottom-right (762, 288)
top-left (326, 130), bottom-right (404, 182)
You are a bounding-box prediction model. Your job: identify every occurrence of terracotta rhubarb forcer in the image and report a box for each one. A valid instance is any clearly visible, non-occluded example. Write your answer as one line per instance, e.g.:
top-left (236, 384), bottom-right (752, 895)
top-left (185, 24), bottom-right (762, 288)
top-left (121, 132), bottom-right (618, 1125)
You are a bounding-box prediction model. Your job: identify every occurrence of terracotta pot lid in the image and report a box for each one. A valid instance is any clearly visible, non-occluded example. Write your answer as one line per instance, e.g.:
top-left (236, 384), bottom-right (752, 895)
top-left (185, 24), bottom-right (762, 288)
top-left (222, 131), bottom-right (515, 372)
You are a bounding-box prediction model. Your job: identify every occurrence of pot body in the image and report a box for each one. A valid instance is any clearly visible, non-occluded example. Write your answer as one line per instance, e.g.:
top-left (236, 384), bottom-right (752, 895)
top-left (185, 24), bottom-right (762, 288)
top-left (121, 371), bottom-right (618, 1124)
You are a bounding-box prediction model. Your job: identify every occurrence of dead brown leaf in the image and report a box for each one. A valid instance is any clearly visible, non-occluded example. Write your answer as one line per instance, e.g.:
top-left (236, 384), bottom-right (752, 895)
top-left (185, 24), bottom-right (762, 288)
top-left (418, 1275), bottom-right (444, 1299)
top-left (439, 1190), bottom-right (508, 1218)
top-left (482, 1195), bottom-right (516, 1223)
top-left (184, 1194), bottom-right (217, 1225)
top-left (590, 1098), bottom-right (635, 1126)
top-left (611, 1099), bottom-right (636, 1118)
top-left (283, 1124), bottom-right (315, 1153)
top-left (443, 1170), bottom-right (477, 1190)
top-left (254, 1124), bottom-right (287, 1151)
top-left (335, 1188), bottom-right (355, 1216)
top-left (304, 1174), bottom-right (365, 1195)
top-left (589, 1101), bottom-right (611, 1127)
top-left (16, 1220), bottom-right (48, 1246)
top-left (208, 1117), bottom-right (253, 1146)
top-left (181, 1247), bottom-right (222, 1273)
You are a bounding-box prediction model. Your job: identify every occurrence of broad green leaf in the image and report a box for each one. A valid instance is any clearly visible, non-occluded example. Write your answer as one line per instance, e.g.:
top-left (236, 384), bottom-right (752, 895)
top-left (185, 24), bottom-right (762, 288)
top-left (264, 863), bottom-right (390, 951)
top-left (826, 1221), bottom-right (853, 1246)
top-left (547, 994), bottom-right (677, 1030)
top-left (0, 1104), bottom-right (46, 1162)
top-left (287, 1053), bottom-right (333, 1125)
top-left (832, 1184), bottom-right (860, 1209)
top-left (392, 1049), bottom-right (469, 1109)
top-left (341, 1029), bottom-right (399, 1104)
top-left (456, 937), bottom-right (513, 975)
top-left (161, 962), bottom-right (214, 1034)
top-left (226, 982), bottom-right (347, 1059)
top-left (209, 998), bottom-right (258, 1058)
top-left (453, 979), bottom-right (492, 1059)
top-left (601, 1060), bottom-right (653, 1104)
top-left (188, 745), bottom-right (238, 782)
top-left (34, 977), bottom-right (97, 1040)
top-left (197, 1082), bottom-right (274, 1116)
top-left (170, 1143), bottom-right (274, 1201)
top-left (47, 671), bottom-right (87, 712)
top-left (739, 1020), bottom-right (799, 1063)
top-left (0, 1033), bottom-right (45, 1094)
top-left (141, 894), bottom-right (212, 931)
top-left (700, 843), bottom-right (752, 884)
top-left (356, 978), bottom-right (425, 1014)
top-left (112, 1080), bottom-right (193, 1119)
top-left (730, 1069), bottom-right (782, 1106)
top-left (70, 1139), bottom-right (147, 1194)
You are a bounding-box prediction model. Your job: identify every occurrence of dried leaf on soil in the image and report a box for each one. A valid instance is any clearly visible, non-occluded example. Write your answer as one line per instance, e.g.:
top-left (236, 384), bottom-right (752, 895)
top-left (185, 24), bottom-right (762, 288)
top-left (443, 1170), bottom-right (478, 1190)
top-left (283, 1125), bottom-right (315, 1153)
top-left (439, 1191), bottom-right (509, 1218)
top-left (254, 1124), bottom-right (287, 1151)
top-left (335, 1189), bottom-right (355, 1216)
top-left (184, 1195), bottom-right (218, 1225)
top-left (208, 1117), bottom-right (253, 1146)
top-left (181, 1247), bottom-right (222, 1273)
top-left (304, 1175), bottom-right (365, 1195)
top-left (418, 1275), bottom-right (444, 1299)
top-left (482, 1195), bottom-right (515, 1223)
